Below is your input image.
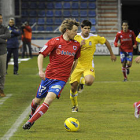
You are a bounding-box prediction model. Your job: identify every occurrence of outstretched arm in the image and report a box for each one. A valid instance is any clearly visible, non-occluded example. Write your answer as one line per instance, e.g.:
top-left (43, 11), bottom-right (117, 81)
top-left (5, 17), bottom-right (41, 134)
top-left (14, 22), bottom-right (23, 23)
top-left (135, 56), bottom-right (140, 63)
top-left (70, 59), bottom-right (78, 76)
top-left (105, 39), bottom-right (117, 61)
top-left (0, 27), bottom-right (11, 39)
top-left (0, 38), bottom-right (7, 43)
top-left (38, 54), bottom-right (45, 80)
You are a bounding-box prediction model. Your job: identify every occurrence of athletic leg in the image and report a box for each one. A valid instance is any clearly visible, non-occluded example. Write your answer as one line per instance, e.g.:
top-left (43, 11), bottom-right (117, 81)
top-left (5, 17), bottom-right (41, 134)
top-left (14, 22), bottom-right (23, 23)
top-left (126, 52), bottom-right (133, 75)
top-left (122, 61), bottom-right (127, 81)
top-left (84, 75), bottom-right (95, 86)
top-left (29, 92), bottom-right (56, 123)
top-left (30, 97), bottom-right (43, 115)
top-left (27, 42), bottom-right (32, 58)
top-left (120, 52), bottom-right (127, 81)
top-left (0, 54), bottom-right (7, 97)
top-left (6, 48), bottom-right (12, 71)
top-left (13, 48), bottom-right (19, 74)
top-left (23, 79), bottom-right (65, 129)
top-left (78, 67), bottom-right (95, 92)
top-left (70, 68), bottom-right (82, 112)
top-left (70, 81), bottom-right (79, 112)
top-left (22, 41), bottom-right (26, 58)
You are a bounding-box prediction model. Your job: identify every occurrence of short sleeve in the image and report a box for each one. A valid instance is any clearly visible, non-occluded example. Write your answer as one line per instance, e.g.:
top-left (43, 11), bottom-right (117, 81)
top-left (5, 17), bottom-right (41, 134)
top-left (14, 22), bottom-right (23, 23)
top-left (97, 36), bottom-right (106, 44)
top-left (39, 38), bottom-right (58, 57)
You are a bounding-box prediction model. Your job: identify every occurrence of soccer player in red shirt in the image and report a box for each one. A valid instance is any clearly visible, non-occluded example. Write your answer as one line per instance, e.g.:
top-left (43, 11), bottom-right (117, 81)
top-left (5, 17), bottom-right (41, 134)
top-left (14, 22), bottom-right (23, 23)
top-left (23, 18), bottom-right (81, 130)
top-left (114, 20), bottom-right (137, 81)
top-left (133, 56), bottom-right (140, 118)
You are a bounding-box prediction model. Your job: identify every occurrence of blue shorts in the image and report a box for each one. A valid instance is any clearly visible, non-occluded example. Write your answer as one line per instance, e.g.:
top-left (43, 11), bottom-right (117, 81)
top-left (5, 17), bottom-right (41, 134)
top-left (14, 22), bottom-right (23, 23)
top-left (36, 78), bottom-right (66, 99)
top-left (120, 52), bottom-right (133, 63)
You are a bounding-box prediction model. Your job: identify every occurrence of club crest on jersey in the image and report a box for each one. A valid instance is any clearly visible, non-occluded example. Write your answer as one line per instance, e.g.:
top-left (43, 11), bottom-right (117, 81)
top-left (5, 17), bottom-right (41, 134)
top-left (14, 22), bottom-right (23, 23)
top-left (89, 41), bottom-right (92, 46)
top-left (73, 46), bottom-right (77, 50)
top-left (129, 34), bottom-right (132, 37)
top-left (58, 45), bottom-right (61, 48)
top-left (90, 69), bottom-right (94, 72)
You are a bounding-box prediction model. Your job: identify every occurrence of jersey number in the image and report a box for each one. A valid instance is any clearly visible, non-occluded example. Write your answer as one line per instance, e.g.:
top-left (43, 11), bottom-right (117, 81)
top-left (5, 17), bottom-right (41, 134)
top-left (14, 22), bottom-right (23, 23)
top-left (39, 85), bottom-right (46, 93)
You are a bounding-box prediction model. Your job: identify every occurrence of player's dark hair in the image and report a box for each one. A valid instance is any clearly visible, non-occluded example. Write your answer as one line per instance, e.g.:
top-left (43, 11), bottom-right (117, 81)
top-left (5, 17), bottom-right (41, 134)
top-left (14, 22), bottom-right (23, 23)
top-left (122, 20), bottom-right (129, 25)
top-left (59, 18), bottom-right (80, 34)
top-left (81, 20), bottom-right (92, 28)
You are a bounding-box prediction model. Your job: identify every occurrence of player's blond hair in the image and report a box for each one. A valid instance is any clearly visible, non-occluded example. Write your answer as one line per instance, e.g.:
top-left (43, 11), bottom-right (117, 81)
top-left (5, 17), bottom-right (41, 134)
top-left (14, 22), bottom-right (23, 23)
top-left (59, 18), bottom-right (80, 34)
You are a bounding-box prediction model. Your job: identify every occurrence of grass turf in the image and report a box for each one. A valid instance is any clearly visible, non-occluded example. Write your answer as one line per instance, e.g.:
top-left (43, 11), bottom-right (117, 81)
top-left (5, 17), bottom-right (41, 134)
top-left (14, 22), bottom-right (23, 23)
top-left (0, 55), bottom-right (140, 140)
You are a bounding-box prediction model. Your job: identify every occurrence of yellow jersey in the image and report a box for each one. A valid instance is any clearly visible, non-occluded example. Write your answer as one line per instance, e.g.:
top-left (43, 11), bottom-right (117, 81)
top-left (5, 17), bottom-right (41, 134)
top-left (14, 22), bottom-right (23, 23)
top-left (74, 33), bottom-right (106, 67)
top-left (136, 33), bottom-right (140, 43)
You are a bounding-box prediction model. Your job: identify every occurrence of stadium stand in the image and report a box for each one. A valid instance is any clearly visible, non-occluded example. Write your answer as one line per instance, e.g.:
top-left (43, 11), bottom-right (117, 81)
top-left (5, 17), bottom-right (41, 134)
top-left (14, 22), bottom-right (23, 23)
top-left (29, 3), bottom-right (38, 9)
top-left (89, 18), bottom-right (96, 25)
top-left (63, 2), bottom-right (71, 9)
top-left (46, 3), bottom-right (54, 9)
top-left (55, 10), bottom-right (62, 17)
top-left (89, 2), bottom-right (96, 9)
top-left (36, 37), bottom-right (45, 40)
top-left (80, 10), bottom-right (87, 17)
top-left (37, 26), bottom-right (45, 31)
top-left (55, 2), bottom-right (62, 9)
top-left (16, 0), bottom-right (97, 39)
top-left (38, 10), bottom-right (46, 17)
top-left (21, 3), bottom-right (28, 9)
top-left (29, 11), bottom-right (38, 17)
top-left (88, 10), bottom-right (96, 17)
top-left (71, 10), bottom-right (79, 17)
top-left (91, 26), bottom-right (96, 32)
top-left (21, 11), bottom-right (28, 17)
top-left (80, 3), bottom-right (88, 9)
top-left (38, 3), bottom-right (46, 9)
top-left (63, 10), bottom-right (71, 17)
top-left (97, 0), bottom-right (118, 37)
top-left (54, 18), bottom-right (62, 25)
top-left (46, 18), bottom-right (53, 25)
top-left (38, 18), bottom-right (45, 25)
top-left (71, 3), bottom-right (79, 9)
top-left (46, 26), bottom-right (54, 31)
top-left (29, 18), bottom-right (37, 25)
top-left (32, 37), bottom-right (36, 40)
top-left (46, 10), bottom-right (53, 17)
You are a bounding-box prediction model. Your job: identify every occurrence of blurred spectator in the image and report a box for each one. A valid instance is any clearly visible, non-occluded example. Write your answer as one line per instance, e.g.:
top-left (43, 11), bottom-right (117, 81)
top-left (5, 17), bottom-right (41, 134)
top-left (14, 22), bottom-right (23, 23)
top-left (0, 14), bottom-right (11, 97)
top-left (6, 18), bottom-right (21, 75)
top-left (21, 21), bottom-right (32, 58)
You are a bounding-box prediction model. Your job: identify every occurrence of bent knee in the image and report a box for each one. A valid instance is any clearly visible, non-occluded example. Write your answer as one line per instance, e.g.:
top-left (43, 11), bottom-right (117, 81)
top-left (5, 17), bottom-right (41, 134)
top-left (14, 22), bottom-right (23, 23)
top-left (71, 82), bottom-right (78, 93)
top-left (85, 80), bottom-right (94, 86)
top-left (71, 86), bottom-right (77, 93)
top-left (127, 64), bottom-right (132, 67)
top-left (34, 97), bottom-right (42, 105)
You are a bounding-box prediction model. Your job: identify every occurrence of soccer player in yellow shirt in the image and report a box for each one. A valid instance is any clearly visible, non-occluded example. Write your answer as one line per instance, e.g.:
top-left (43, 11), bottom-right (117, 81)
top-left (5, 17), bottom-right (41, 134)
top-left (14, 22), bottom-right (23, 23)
top-left (70, 20), bottom-right (117, 112)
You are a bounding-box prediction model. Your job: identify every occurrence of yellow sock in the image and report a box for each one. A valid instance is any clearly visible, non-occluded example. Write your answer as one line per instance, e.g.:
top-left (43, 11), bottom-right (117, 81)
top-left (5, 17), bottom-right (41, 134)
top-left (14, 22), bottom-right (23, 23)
top-left (70, 89), bottom-right (78, 107)
top-left (80, 77), bottom-right (85, 85)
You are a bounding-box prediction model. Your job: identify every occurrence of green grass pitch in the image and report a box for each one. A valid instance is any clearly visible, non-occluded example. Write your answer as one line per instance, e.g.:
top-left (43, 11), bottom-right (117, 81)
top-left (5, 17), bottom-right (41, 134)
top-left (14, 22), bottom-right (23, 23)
top-left (0, 55), bottom-right (140, 140)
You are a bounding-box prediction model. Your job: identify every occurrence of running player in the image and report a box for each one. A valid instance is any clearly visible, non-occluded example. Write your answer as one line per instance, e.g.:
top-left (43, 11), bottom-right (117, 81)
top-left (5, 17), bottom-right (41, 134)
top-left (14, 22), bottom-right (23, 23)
top-left (70, 20), bottom-right (117, 112)
top-left (133, 56), bottom-right (140, 118)
top-left (23, 18), bottom-right (81, 130)
top-left (114, 20), bottom-right (137, 81)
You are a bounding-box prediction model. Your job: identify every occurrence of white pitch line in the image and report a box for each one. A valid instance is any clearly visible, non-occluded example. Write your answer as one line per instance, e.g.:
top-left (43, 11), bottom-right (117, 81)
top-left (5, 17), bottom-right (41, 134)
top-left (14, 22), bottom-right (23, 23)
top-left (1, 105), bottom-right (31, 140)
top-left (0, 94), bottom-right (12, 106)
